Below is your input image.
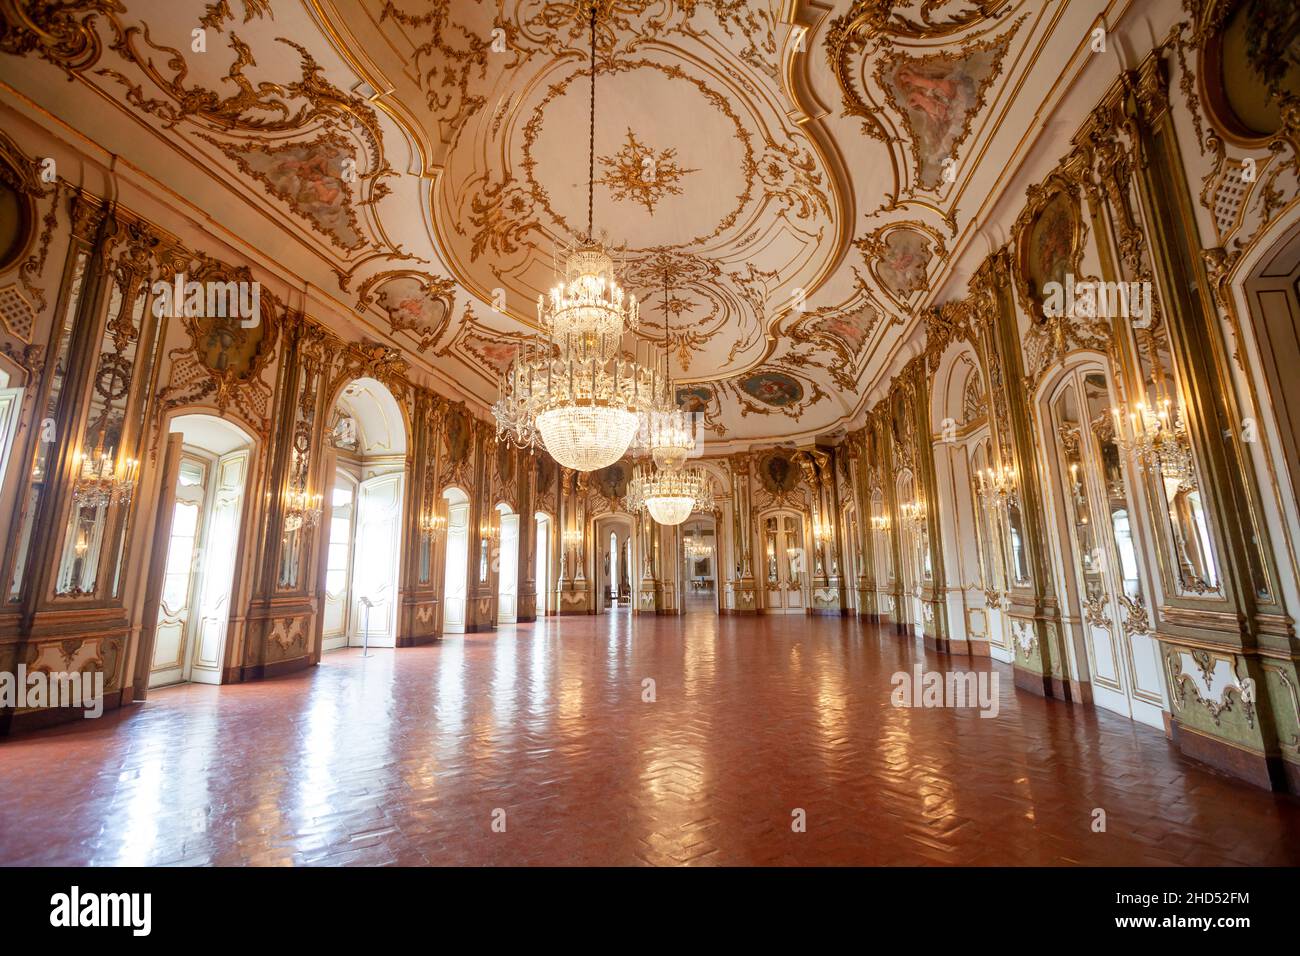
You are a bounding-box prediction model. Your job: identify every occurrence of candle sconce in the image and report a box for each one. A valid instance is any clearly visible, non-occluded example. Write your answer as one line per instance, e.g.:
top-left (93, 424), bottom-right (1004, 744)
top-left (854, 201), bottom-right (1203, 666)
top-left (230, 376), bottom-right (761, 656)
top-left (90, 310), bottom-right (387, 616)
top-left (283, 489), bottom-right (322, 533)
top-left (71, 445), bottom-right (139, 509)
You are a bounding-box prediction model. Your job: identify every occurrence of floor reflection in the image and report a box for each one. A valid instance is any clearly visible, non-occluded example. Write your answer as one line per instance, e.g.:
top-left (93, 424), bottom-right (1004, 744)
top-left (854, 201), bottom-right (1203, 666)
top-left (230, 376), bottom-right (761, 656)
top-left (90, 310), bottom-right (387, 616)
top-left (1, 614), bottom-right (1298, 866)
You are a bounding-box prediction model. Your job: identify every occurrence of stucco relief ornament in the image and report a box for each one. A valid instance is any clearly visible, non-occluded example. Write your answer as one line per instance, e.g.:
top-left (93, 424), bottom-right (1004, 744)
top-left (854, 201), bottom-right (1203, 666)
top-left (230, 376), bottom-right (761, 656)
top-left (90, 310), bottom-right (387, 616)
top-left (1012, 619), bottom-right (1037, 658)
top-left (1083, 592), bottom-right (1111, 629)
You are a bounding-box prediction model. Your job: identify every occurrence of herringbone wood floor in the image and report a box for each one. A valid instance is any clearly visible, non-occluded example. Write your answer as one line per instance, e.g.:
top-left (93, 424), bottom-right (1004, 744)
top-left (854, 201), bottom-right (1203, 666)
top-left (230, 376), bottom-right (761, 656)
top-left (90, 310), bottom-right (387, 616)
top-left (2, 610), bottom-right (1297, 866)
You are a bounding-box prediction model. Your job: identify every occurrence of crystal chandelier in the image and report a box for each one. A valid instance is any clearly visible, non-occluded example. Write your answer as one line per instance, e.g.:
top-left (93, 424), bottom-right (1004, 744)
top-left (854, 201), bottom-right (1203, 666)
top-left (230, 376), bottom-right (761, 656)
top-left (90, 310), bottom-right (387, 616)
top-left (492, 4), bottom-right (669, 472)
top-left (71, 446), bottom-right (138, 509)
top-left (631, 270), bottom-right (695, 471)
top-left (684, 534), bottom-right (712, 559)
top-left (627, 462), bottom-right (711, 526)
top-left (1111, 398), bottom-right (1195, 487)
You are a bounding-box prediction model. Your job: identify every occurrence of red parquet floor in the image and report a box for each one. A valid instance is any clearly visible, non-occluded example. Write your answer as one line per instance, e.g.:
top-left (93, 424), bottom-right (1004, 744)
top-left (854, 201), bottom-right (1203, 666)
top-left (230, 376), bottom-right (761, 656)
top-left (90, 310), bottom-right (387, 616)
top-left (2, 609), bottom-right (1299, 866)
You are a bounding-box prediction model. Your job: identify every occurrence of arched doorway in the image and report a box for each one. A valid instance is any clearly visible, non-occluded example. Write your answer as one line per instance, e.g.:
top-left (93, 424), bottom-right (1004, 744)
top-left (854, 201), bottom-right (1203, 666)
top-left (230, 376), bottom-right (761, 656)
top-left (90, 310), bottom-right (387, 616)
top-left (681, 516), bottom-right (718, 614)
top-left (497, 502), bottom-right (519, 625)
top-left (325, 377), bottom-right (406, 649)
top-left (149, 414), bottom-right (254, 687)
top-left (594, 515), bottom-right (633, 614)
top-left (1240, 219), bottom-right (1300, 598)
top-left (442, 487), bottom-right (470, 634)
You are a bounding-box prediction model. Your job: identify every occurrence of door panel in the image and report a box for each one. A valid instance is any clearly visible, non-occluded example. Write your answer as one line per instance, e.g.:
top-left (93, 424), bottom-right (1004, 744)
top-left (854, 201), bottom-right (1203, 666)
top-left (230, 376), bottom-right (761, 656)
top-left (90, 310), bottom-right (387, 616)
top-left (351, 473), bottom-right (402, 647)
top-left (498, 512), bottom-right (518, 624)
top-left (322, 476), bottom-right (354, 650)
top-left (149, 457), bottom-right (208, 687)
top-left (444, 500), bottom-right (469, 633)
top-left (190, 450), bottom-right (247, 683)
top-left (1052, 371), bottom-right (1166, 729)
top-left (762, 512), bottom-right (806, 613)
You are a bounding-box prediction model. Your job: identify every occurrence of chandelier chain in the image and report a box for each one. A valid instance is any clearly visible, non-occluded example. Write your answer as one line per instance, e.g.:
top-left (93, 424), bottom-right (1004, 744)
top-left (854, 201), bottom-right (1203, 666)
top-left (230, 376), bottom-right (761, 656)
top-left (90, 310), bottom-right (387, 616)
top-left (587, 3), bottom-right (596, 243)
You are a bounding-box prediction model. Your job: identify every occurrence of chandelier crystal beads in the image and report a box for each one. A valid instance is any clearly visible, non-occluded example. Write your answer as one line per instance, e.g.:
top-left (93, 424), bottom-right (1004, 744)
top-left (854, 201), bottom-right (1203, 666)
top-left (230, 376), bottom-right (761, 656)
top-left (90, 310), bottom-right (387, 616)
top-left (494, 329), bottom-right (671, 472)
top-left (626, 462), bottom-right (711, 526)
top-left (685, 534), bottom-right (713, 559)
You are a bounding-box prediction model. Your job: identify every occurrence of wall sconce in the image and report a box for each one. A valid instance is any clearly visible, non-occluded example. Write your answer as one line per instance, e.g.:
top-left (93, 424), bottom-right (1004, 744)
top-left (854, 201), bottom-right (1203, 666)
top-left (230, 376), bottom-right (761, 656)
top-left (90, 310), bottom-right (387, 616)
top-left (977, 464), bottom-right (1018, 508)
top-left (899, 501), bottom-right (927, 529)
top-left (870, 515), bottom-right (890, 531)
top-left (480, 522), bottom-right (500, 545)
top-left (1112, 399), bottom-right (1194, 486)
top-left (283, 489), bottom-right (322, 533)
top-left (562, 528), bottom-right (583, 552)
top-left (71, 447), bottom-right (138, 508)
top-left (813, 518), bottom-right (834, 545)
top-left (420, 511), bottom-right (446, 541)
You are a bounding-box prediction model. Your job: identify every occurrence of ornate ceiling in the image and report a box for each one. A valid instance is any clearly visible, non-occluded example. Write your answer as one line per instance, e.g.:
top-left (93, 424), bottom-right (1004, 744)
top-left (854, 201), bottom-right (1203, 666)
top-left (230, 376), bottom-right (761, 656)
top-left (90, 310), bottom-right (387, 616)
top-left (1, 0), bottom-right (1097, 446)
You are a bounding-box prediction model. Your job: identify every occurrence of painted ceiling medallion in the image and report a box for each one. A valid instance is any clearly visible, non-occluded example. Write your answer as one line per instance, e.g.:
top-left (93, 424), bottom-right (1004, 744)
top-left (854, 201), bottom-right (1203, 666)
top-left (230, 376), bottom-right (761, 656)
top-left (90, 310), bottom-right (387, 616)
top-left (597, 128), bottom-right (698, 214)
top-left (878, 33), bottom-right (1013, 190)
top-left (740, 370), bottom-right (804, 407)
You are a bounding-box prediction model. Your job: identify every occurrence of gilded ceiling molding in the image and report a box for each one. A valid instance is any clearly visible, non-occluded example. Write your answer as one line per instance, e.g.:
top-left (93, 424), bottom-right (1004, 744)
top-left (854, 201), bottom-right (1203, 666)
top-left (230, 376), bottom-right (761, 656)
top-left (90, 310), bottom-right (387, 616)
top-left (207, 131), bottom-right (371, 251)
top-left (785, 287), bottom-right (881, 390)
top-left (336, 338), bottom-right (411, 405)
top-left (0, 0), bottom-right (113, 72)
top-left (674, 383), bottom-right (725, 437)
top-left (200, 0), bottom-right (274, 33)
top-left (518, 56), bottom-right (757, 248)
top-left (0, 0), bottom-right (409, 269)
top-left (921, 297), bottom-right (976, 372)
top-left (596, 128), bottom-right (698, 214)
top-left (435, 301), bottom-right (551, 387)
top-left (390, 0), bottom-right (846, 418)
top-left (722, 366), bottom-right (829, 423)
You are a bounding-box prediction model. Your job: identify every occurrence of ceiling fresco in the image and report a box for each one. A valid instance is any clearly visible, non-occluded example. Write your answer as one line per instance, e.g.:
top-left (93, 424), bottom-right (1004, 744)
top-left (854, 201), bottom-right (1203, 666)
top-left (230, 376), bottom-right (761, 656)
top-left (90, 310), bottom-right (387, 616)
top-left (1, 0), bottom-right (1085, 445)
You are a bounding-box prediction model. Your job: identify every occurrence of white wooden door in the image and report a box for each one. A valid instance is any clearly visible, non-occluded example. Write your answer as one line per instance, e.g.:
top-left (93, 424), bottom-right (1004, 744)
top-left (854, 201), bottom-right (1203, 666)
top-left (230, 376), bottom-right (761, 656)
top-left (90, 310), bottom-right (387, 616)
top-left (351, 473), bottom-right (402, 647)
top-left (535, 517), bottom-right (549, 616)
top-left (150, 456), bottom-right (208, 687)
top-left (1051, 370), bottom-right (1166, 728)
top-left (762, 512), bottom-right (806, 613)
top-left (0, 386), bottom-right (21, 497)
top-left (322, 475), bottom-right (355, 650)
top-left (190, 450), bottom-right (247, 684)
top-left (443, 500), bottom-right (469, 633)
top-left (497, 512), bottom-right (518, 624)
